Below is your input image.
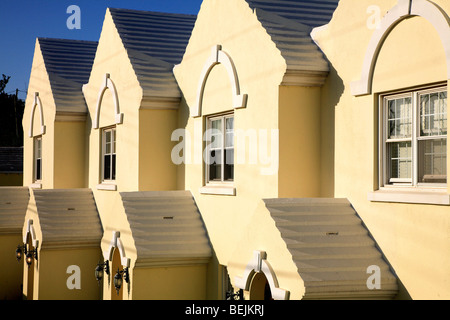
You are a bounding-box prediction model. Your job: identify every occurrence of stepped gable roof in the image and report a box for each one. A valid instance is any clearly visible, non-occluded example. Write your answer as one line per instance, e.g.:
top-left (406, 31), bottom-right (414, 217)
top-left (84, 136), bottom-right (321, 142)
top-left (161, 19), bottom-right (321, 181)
top-left (32, 189), bottom-right (102, 248)
top-left (37, 38), bottom-right (98, 113)
top-left (0, 187), bottom-right (29, 233)
top-left (108, 8), bottom-right (197, 99)
top-left (264, 197), bottom-right (398, 299)
top-left (246, 0), bottom-right (339, 78)
top-left (120, 190), bottom-right (211, 265)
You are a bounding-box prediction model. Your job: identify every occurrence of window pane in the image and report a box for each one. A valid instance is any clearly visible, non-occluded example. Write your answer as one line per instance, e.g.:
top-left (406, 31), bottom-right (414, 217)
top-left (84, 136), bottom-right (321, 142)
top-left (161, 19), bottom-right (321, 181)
top-left (418, 138), bottom-right (447, 183)
top-left (388, 97), bottom-right (412, 139)
top-left (225, 117), bottom-right (234, 148)
top-left (104, 155), bottom-right (111, 180)
top-left (112, 154), bottom-right (116, 180)
top-left (105, 130), bottom-right (111, 144)
top-left (209, 150), bottom-right (222, 181)
top-left (224, 149), bottom-right (234, 181)
top-left (106, 142), bottom-right (111, 154)
top-left (209, 119), bottom-right (223, 149)
top-left (388, 141), bottom-right (412, 180)
top-left (420, 91), bottom-right (447, 136)
top-left (36, 159), bottom-right (41, 181)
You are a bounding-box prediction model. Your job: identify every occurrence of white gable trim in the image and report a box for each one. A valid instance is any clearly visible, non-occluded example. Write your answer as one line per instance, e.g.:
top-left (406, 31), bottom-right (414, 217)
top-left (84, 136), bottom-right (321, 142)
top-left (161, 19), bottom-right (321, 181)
top-left (23, 219), bottom-right (39, 248)
top-left (93, 74), bottom-right (124, 129)
top-left (351, 0), bottom-right (450, 96)
top-left (193, 45), bottom-right (248, 117)
top-left (104, 231), bottom-right (131, 268)
top-left (28, 92), bottom-right (46, 138)
top-left (234, 250), bottom-right (289, 300)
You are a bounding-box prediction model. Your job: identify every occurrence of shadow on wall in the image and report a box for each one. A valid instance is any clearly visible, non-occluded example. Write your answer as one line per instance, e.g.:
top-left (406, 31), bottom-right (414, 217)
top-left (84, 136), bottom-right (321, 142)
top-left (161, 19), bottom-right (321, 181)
top-left (320, 61), bottom-right (344, 198)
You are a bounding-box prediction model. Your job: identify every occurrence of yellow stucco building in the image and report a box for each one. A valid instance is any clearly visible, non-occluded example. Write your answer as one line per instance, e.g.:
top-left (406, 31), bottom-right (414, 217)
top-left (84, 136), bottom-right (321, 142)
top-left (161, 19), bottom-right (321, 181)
top-left (2, 0), bottom-right (450, 300)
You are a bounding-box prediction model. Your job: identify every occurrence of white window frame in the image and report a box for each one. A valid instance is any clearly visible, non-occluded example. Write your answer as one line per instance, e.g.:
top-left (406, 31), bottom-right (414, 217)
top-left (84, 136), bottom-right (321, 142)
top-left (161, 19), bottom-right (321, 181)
top-left (370, 85), bottom-right (450, 205)
top-left (99, 126), bottom-right (117, 189)
top-left (380, 86), bottom-right (447, 189)
top-left (33, 136), bottom-right (42, 183)
top-left (200, 113), bottom-right (236, 196)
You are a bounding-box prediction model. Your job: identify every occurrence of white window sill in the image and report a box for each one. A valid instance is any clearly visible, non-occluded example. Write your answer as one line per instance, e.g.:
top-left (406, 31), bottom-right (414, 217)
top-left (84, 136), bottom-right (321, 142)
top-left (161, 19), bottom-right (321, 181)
top-left (199, 184), bottom-right (236, 196)
top-left (30, 183), bottom-right (42, 189)
top-left (368, 187), bottom-right (450, 205)
top-left (96, 183), bottom-right (117, 191)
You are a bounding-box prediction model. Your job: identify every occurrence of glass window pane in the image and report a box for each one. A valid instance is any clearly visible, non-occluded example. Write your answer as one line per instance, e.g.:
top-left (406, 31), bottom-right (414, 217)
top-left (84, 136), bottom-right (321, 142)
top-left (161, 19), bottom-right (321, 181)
top-left (112, 154), bottom-right (116, 180)
top-left (104, 155), bottom-right (111, 180)
top-left (36, 159), bottom-right (41, 181)
top-left (209, 150), bottom-right (222, 181)
top-left (418, 139), bottom-right (447, 183)
top-left (106, 142), bottom-right (111, 154)
top-left (388, 141), bottom-right (412, 180)
top-left (105, 130), bottom-right (111, 144)
top-left (225, 117), bottom-right (234, 148)
top-left (224, 149), bottom-right (234, 181)
top-left (388, 97), bottom-right (411, 139)
top-left (421, 91), bottom-right (448, 136)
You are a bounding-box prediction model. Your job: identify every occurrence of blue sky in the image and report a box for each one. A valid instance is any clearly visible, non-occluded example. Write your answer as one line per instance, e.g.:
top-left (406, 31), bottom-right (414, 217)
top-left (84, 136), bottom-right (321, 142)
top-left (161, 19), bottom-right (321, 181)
top-left (0, 1), bottom-right (203, 100)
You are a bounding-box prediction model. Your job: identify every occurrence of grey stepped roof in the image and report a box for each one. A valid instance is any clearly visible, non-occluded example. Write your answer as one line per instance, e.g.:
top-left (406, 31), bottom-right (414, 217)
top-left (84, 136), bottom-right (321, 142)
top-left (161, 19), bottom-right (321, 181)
top-left (246, 0), bottom-right (339, 28)
top-left (264, 198), bottom-right (398, 299)
top-left (38, 38), bottom-right (98, 113)
top-left (120, 190), bottom-right (211, 265)
top-left (33, 189), bottom-right (102, 248)
top-left (246, 0), bottom-right (339, 76)
top-left (0, 187), bottom-right (29, 233)
top-left (108, 8), bottom-right (197, 98)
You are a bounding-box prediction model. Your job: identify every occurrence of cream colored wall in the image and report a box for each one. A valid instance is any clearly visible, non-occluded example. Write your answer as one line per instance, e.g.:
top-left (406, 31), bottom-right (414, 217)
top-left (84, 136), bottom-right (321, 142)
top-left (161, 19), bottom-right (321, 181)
top-left (53, 121), bottom-right (86, 188)
top-left (132, 265), bottom-right (208, 300)
top-left (313, 0), bottom-right (450, 299)
top-left (0, 234), bottom-right (24, 300)
top-left (174, 0), bottom-right (306, 298)
top-left (278, 85), bottom-right (322, 198)
top-left (138, 109), bottom-right (178, 191)
top-left (37, 248), bottom-right (102, 300)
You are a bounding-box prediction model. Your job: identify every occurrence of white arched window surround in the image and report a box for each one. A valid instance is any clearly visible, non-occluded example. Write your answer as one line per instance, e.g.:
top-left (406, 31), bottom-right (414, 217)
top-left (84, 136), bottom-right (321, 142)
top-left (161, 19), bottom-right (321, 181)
top-left (93, 74), bottom-right (124, 129)
top-left (351, 0), bottom-right (450, 96)
top-left (234, 250), bottom-right (290, 300)
top-left (28, 92), bottom-right (46, 138)
top-left (104, 231), bottom-right (131, 268)
top-left (193, 45), bottom-right (248, 118)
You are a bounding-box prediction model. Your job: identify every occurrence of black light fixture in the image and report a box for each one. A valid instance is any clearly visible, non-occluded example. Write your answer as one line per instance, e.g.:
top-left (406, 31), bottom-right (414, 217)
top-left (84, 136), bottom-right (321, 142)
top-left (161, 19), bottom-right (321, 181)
top-left (95, 260), bottom-right (110, 285)
top-left (16, 243), bottom-right (38, 267)
top-left (226, 289), bottom-right (244, 300)
top-left (15, 244), bottom-right (27, 262)
top-left (25, 247), bottom-right (38, 267)
top-left (113, 267), bottom-right (129, 295)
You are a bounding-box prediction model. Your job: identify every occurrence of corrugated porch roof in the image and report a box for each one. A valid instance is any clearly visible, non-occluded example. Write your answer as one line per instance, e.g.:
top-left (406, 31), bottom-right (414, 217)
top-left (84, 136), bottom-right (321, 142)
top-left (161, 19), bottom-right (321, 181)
top-left (264, 198), bottom-right (399, 299)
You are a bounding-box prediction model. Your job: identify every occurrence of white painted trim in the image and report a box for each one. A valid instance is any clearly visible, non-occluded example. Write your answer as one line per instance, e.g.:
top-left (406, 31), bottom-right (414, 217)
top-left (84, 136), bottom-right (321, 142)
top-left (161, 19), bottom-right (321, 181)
top-left (93, 74), bottom-right (124, 129)
top-left (193, 45), bottom-right (248, 118)
top-left (104, 231), bottom-right (131, 268)
top-left (234, 250), bottom-right (289, 300)
top-left (23, 219), bottom-right (39, 248)
top-left (368, 188), bottom-right (450, 205)
top-left (28, 92), bottom-right (46, 138)
top-left (351, 0), bottom-right (450, 96)
top-left (199, 185), bottom-right (236, 196)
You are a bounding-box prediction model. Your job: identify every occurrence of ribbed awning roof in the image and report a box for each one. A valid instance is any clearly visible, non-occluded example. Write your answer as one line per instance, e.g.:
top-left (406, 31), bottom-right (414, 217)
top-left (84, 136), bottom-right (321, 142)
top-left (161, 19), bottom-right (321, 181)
top-left (0, 187), bottom-right (29, 233)
top-left (120, 190), bottom-right (211, 265)
top-left (33, 189), bottom-right (103, 248)
top-left (264, 198), bottom-right (399, 299)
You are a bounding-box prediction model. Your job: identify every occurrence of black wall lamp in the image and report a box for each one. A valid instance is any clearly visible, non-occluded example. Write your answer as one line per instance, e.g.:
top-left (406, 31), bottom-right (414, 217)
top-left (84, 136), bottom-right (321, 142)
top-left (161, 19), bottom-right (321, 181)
top-left (226, 289), bottom-right (244, 300)
top-left (16, 243), bottom-right (38, 267)
top-left (113, 267), bottom-right (129, 295)
top-left (95, 260), bottom-right (110, 285)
